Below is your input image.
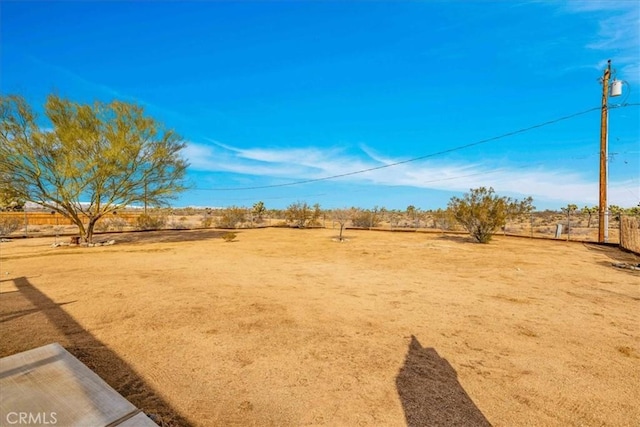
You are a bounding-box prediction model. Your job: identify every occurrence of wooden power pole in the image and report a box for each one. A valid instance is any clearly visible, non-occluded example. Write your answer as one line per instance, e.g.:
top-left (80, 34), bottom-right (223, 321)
top-left (598, 60), bottom-right (611, 243)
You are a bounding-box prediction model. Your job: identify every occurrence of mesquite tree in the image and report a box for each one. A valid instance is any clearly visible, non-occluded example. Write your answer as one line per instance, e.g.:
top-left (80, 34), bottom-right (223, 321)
top-left (0, 94), bottom-right (188, 243)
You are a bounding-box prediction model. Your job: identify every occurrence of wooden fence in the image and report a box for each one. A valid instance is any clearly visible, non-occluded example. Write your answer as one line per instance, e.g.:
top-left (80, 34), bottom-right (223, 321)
top-left (620, 215), bottom-right (640, 254)
top-left (0, 212), bottom-right (140, 226)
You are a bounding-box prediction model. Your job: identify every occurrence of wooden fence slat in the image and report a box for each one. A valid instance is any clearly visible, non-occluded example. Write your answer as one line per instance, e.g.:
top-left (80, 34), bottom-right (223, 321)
top-left (620, 216), bottom-right (640, 254)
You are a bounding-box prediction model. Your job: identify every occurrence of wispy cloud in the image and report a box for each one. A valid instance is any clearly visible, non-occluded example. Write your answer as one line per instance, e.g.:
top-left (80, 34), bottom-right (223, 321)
top-left (185, 141), bottom-right (638, 207)
top-left (562, 2), bottom-right (640, 82)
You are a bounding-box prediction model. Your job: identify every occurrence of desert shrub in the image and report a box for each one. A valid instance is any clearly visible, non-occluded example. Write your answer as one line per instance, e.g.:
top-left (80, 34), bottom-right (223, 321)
top-left (432, 208), bottom-right (456, 230)
top-left (108, 217), bottom-right (129, 231)
top-left (448, 187), bottom-right (534, 243)
top-left (96, 216), bottom-right (129, 232)
top-left (94, 219), bottom-right (110, 232)
top-left (135, 213), bottom-right (167, 231)
top-left (201, 215), bottom-right (213, 228)
top-left (309, 203), bottom-right (323, 226)
top-left (221, 231), bottom-right (237, 242)
top-left (168, 217), bottom-right (189, 230)
top-left (351, 209), bottom-right (381, 228)
top-left (0, 216), bottom-right (21, 237)
top-left (405, 205), bottom-right (422, 228)
top-left (285, 201), bottom-right (321, 228)
top-left (388, 211), bottom-right (402, 228)
top-left (177, 207), bottom-right (196, 216)
top-left (217, 206), bottom-right (247, 229)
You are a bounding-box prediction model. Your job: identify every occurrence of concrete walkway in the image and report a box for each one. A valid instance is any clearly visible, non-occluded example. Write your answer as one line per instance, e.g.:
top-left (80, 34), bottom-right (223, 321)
top-left (0, 343), bottom-right (157, 426)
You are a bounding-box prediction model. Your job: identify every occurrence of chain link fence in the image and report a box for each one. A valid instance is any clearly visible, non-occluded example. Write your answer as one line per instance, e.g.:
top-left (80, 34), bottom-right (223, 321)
top-left (1, 209), bottom-right (638, 251)
top-left (502, 212), bottom-right (639, 244)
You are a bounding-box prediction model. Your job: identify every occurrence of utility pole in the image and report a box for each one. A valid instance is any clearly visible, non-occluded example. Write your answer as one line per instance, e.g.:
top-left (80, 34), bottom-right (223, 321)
top-left (598, 60), bottom-right (611, 243)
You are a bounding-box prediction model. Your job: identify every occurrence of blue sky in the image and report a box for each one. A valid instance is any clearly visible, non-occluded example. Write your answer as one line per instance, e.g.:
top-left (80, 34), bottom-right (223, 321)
top-left (1, 1), bottom-right (639, 210)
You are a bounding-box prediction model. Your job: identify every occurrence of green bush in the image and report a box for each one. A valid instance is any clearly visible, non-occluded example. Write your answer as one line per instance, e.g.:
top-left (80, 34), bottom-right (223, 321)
top-left (448, 187), bottom-right (533, 243)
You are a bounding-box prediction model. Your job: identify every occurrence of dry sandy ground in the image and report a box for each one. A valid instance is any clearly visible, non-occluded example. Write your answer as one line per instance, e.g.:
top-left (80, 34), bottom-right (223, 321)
top-left (0, 228), bottom-right (638, 426)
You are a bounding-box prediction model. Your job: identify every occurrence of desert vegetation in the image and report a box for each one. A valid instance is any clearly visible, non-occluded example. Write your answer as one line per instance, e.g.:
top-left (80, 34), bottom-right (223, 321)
top-left (285, 201), bottom-right (322, 228)
top-left (1, 200), bottom-right (638, 245)
top-left (1, 228), bottom-right (638, 426)
top-left (0, 215), bottom-right (21, 237)
top-left (0, 94), bottom-right (188, 243)
top-left (447, 187), bottom-right (534, 243)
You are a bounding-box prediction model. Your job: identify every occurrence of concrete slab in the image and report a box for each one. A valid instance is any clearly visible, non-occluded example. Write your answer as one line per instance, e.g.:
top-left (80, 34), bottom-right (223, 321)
top-left (0, 343), bottom-right (157, 426)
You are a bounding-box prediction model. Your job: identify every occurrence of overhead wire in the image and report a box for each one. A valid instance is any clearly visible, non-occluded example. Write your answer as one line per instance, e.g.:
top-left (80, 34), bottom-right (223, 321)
top-left (194, 103), bottom-right (639, 191)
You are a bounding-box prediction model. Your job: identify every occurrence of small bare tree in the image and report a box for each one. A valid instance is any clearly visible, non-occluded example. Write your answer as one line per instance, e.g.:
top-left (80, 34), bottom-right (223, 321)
top-left (332, 208), bottom-right (356, 241)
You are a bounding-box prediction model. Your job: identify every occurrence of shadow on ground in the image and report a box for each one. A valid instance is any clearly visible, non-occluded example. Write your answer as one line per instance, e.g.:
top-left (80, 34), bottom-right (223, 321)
top-left (101, 228), bottom-right (230, 245)
top-left (581, 243), bottom-right (640, 275)
top-left (437, 234), bottom-right (474, 244)
top-left (396, 335), bottom-right (491, 427)
top-left (0, 277), bottom-right (192, 427)
top-left (583, 243), bottom-right (639, 261)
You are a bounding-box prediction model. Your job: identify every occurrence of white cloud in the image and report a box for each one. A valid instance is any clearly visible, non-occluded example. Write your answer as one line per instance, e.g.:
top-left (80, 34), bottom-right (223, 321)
top-left (564, 2), bottom-right (640, 83)
top-left (185, 141), bottom-right (638, 207)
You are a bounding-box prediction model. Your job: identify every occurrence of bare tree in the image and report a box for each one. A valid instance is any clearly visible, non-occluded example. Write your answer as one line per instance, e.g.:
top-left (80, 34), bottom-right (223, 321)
top-left (332, 208), bottom-right (356, 241)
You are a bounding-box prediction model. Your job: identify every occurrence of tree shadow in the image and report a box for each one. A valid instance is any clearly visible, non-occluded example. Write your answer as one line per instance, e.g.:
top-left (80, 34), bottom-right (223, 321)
top-left (100, 228), bottom-right (230, 245)
top-left (437, 234), bottom-right (474, 244)
top-left (396, 336), bottom-right (491, 427)
top-left (0, 277), bottom-right (193, 427)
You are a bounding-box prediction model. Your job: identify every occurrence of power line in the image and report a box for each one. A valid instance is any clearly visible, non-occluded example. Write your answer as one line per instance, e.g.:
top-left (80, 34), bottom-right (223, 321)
top-left (196, 103), bottom-right (639, 191)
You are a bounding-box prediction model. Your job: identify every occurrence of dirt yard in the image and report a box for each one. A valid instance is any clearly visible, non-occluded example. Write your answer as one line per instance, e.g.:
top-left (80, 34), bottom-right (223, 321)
top-left (1, 228), bottom-right (638, 426)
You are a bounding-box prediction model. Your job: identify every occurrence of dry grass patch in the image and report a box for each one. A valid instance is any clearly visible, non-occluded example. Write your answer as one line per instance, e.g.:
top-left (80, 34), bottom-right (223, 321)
top-left (1, 228), bottom-right (638, 426)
